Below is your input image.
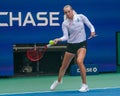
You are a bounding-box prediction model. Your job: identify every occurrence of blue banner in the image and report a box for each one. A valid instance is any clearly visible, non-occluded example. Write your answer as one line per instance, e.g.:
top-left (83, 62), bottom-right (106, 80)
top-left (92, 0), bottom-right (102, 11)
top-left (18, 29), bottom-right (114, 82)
top-left (0, 0), bottom-right (120, 76)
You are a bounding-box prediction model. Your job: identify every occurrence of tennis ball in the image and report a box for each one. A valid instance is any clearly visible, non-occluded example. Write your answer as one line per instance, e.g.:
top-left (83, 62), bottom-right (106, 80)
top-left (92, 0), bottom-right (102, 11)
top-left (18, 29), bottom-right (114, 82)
top-left (49, 40), bottom-right (54, 45)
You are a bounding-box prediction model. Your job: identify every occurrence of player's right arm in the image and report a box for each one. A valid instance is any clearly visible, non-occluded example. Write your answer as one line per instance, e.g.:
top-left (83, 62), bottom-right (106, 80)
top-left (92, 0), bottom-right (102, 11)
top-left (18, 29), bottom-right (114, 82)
top-left (54, 22), bottom-right (68, 44)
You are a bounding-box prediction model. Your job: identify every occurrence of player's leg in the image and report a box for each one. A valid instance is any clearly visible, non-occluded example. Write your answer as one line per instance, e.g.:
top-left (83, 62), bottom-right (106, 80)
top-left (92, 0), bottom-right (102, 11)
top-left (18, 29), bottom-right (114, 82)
top-left (77, 48), bottom-right (86, 84)
top-left (77, 48), bottom-right (89, 92)
top-left (50, 52), bottom-right (75, 90)
top-left (58, 52), bottom-right (75, 82)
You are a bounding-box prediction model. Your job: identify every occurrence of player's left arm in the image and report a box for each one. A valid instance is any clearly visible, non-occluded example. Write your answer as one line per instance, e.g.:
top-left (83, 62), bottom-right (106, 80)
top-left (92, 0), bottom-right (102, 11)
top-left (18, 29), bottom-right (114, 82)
top-left (80, 14), bottom-right (96, 38)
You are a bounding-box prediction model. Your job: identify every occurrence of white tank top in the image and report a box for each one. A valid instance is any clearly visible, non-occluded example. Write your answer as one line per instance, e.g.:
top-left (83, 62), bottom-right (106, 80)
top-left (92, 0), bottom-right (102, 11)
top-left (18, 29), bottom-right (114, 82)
top-left (60, 14), bottom-right (95, 43)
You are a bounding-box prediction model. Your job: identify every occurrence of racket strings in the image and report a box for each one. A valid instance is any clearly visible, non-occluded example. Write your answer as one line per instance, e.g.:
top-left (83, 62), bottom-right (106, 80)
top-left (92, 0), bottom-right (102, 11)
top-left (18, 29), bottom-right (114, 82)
top-left (27, 48), bottom-right (45, 61)
top-left (26, 45), bottom-right (48, 61)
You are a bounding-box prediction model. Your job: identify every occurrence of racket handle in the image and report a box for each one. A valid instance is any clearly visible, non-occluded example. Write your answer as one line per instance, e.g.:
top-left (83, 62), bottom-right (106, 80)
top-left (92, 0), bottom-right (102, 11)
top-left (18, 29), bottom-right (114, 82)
top-left (46, 44), bottom-right (52, 48)
top-left (47, 40), bottom-right (55, 48)
top-left (34, 44), bottom-right (37, 50)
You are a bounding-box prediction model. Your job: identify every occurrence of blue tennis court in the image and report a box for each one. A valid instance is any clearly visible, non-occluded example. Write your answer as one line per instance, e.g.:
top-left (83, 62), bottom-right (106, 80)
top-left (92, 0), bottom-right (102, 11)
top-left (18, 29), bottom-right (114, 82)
top-left (0, 88), bottom-right (120, 96)
top-left (0, 73), bottom-right (120, 96)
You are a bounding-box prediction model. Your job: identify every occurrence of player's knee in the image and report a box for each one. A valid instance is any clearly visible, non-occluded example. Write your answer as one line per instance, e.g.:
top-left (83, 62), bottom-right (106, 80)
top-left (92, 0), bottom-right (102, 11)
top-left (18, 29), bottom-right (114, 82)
top-left (77, 58), bottom-right (83, 65)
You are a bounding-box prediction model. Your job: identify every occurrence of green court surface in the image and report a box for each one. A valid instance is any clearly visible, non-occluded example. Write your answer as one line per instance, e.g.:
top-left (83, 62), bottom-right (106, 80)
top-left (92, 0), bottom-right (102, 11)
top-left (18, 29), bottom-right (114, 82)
top-left (0, 73), bottom-right (120, 94)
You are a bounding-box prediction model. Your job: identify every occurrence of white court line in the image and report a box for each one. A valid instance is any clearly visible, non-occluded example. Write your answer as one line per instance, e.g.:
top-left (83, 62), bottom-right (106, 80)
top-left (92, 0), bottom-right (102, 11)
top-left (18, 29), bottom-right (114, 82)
top-left (0, 87), bottom-right (120, 96)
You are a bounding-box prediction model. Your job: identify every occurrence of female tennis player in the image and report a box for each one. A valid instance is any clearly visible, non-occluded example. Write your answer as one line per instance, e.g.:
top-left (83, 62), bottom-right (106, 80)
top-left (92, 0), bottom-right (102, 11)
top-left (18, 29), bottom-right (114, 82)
top-left (50, 5), bottom-right (96, 92)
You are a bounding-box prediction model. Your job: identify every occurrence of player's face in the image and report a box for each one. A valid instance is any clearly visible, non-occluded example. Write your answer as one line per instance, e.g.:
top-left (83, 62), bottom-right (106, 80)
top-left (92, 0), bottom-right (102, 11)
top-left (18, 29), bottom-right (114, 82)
top-left (64, 7), bottom-right (73, 19)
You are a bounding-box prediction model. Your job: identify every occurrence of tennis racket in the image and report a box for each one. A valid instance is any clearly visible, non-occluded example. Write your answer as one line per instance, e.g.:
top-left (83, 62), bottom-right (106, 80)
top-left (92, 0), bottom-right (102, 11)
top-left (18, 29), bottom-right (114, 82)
top-left (26, 42), bottom-right (54, 62)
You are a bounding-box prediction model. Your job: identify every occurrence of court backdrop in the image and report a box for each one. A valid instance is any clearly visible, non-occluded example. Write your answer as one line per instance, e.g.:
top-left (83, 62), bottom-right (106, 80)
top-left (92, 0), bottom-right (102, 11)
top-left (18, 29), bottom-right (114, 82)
top-left (0, 0), bottom-right (120, 76)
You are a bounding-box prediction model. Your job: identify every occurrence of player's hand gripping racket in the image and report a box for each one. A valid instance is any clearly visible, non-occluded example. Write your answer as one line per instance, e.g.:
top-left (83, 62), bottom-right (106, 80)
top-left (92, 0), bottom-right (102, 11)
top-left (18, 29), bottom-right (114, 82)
top-left (26, 40), bottom-right (54, 62)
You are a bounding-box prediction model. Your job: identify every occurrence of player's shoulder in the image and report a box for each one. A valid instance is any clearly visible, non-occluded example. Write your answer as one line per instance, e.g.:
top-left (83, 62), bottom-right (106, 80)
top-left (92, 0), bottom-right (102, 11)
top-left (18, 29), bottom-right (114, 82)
top-left (76, 14), bottom-right (88, 20)
top-left (62, 19), bottom-right (69, 26)
top-left (76, 14), bottom-right (86, 18)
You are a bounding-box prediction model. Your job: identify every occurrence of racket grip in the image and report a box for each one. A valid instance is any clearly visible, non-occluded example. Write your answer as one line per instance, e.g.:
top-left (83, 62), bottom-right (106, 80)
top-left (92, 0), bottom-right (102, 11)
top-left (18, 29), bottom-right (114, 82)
top-left (46, 44), bottom-right (51, 48)
top-left (34, 44), bottom-right (37, 50)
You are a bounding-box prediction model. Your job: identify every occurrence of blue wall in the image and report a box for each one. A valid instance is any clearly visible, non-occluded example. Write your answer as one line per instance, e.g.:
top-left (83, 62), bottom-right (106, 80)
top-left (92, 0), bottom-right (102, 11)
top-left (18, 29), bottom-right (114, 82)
top-left (0, 0), bottom-right (120, 76)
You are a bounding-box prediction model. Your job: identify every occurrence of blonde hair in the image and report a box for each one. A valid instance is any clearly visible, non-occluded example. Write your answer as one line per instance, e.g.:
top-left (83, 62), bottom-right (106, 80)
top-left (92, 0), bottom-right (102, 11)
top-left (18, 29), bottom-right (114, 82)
top-left (63, 5), bottom-right (77, 20)
top-left (63, 5), bottom-right (73, 10)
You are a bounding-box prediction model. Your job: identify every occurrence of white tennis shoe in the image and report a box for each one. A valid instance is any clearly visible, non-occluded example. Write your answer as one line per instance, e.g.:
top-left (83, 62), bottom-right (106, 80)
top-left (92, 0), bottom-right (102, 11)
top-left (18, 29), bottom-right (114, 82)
top-left (50, 80), bottom-right (62, 90)
top-left (79, 84), bottom-right (89, 92)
